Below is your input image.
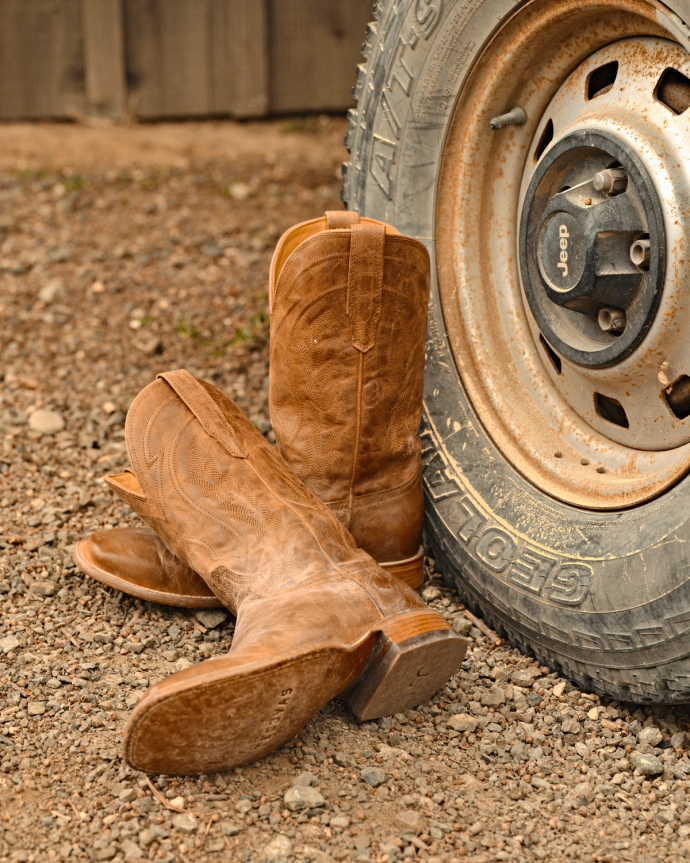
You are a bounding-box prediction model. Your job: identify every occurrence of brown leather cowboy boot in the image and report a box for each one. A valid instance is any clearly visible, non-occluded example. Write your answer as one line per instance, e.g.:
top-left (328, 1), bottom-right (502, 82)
top-left (107, 370), bottom-right (464, 775)
top-left (74, 211), bottom-right (429, 603)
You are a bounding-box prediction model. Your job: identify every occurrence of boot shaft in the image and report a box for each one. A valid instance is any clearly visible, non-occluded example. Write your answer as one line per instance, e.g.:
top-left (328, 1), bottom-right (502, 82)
top-left (269, 213), bottom-right (430, 546)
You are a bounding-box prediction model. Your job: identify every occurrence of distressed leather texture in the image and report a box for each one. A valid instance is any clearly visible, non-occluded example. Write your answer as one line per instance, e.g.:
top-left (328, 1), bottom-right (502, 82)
top-left (269, 212), bottom-right (431, 563)
top-left (105, 370), bottom-right (450, 772)
top-left (75, 212), bottom-right (430, 599)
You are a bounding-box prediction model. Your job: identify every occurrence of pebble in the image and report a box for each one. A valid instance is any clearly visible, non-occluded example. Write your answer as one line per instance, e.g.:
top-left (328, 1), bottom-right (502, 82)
top-left (263, 835), bottom-right (292, 861)
top-left (284, 785), bottom-right (325, 811)
top-left (28, 408), bottom-right (65, 434)
top-left (448, 713), bottom-right (477, 733)
top-left (638, 726), bottom-right (663, 747)
top-left (194, 608), bottom-right (228, 629)
top-left (511, 666), bottom-right (543, 687)
top-left (0, 634), bottom-right (20, 653)
top-left (631, 752), bottom-right (664, 775)
top-left (360, 767), bottom-right (386, 787)
top-left (451, 617), bottom-right (472, 636)
top-left (220, 820), bottom-right (242, 836)
top-left (293, 771), bottom-right (317, 786)
top-left (27, 701), bottom-right (45, 715)
top-left (171, 812), bottom-right (198, 833)
top-left (396, 810), bottom-right (426, 833)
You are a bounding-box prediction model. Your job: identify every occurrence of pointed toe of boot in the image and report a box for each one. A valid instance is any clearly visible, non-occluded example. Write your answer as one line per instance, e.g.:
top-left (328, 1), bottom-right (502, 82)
top-left (73, 527), bottom-right (223, 609)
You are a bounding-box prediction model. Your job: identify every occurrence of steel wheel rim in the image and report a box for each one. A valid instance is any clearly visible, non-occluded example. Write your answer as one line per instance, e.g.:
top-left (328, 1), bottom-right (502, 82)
top-left (436, 0), bottom-right (690, 510)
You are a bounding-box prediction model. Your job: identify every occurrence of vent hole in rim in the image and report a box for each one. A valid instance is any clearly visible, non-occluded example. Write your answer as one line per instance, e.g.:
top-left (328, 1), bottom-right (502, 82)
top-left (655, 68), bottom-right (690, 115)
top-left (595, 393), bottom-right (629, 428)
top-left (534, 119), bottom-right (553, 161)
top-left (666, 375), bottom-right (690, 420)
top-left (539, 335), bottom-right (562, 374)
top-left (587, 61), bottom-right (619, 99)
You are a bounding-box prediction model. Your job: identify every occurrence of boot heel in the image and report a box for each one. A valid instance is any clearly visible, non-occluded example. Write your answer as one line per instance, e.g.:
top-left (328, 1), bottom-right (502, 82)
top-left (343, 610), bottom-right (466, 721)
top-left (380, 547), bottom-right (424, 591)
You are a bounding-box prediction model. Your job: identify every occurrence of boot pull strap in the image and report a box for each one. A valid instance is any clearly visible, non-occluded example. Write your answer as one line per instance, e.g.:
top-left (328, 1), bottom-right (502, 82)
top-left (347, 222), bottom-right (385, 353)
top-left (157, 370), bottom-right (247, 458)
top-left (325, 210), bottom-right (359, 230)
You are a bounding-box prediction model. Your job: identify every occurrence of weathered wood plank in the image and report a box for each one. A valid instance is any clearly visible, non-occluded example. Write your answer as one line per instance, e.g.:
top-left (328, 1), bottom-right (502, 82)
top-left (82, 0), bottom-right (127, 118)
top-left (209, 0), bottom-right (269, 118)
top-left (0, 0), bottom-right (85, 119)
top-left (268, 0), bottom-right (372, 113)
top-left (124, 0), bottom-right (212, 118)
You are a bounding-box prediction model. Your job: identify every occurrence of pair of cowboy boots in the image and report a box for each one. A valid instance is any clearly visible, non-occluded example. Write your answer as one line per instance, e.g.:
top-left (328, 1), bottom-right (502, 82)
top-left (74, 213), bottom-right (466, 776)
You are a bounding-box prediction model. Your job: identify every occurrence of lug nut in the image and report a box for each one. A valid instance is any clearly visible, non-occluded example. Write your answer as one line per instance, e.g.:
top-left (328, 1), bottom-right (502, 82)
top-left (489, 107), bottom-right (526, 130)
top-left (630, 238), bottom-right (651, 269)
top-left (598, 307), bottom-right (626, 334)
top-left (593, 168), bottom-right (628, 195)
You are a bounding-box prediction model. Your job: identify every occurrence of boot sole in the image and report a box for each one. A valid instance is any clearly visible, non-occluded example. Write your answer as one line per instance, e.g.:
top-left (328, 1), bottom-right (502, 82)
top-left (124, 610), bottom-right (465, 775)
top-left (73, 539), bottom-right (224, 610)
top-left (73, 539), bottom-right (423, 605)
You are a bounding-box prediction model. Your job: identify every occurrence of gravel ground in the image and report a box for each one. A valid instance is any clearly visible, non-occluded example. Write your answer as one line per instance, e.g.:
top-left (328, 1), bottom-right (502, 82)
top-left (2, 119), bottom-right (690, 863)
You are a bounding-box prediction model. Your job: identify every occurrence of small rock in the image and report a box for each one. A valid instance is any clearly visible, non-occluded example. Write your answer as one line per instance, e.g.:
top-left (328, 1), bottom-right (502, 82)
top-left (162, 649), bottom-right (179, 662)
top-left (169, 796), bottom-right (185, 809)
top-left (120, 839), bottom-right (143, 860)
top-left (293, 771), bottom-right (317, 787)
top-left (38, 278), bottom-right (63, 303)
top-left (552, 681), bottom-right (567, 697)
top-left (30, 580), bottom-right (56, 597)
top-left (451, 617), bottom-right (472, 636)
top-left (587, 707), bottom-right (599, 720)
top-left (396, 809), bottom-right (426, 833)
top-left (28, 409), bottom-right (65, 435)
top-left (360, 767), bottom-right (386, 787)
top-left (448, 714), bottom-right (478, 734)
top-left (421, 586), bottom-right (441, 603)
top-left (27, 701), bottom-right (46, 716)
top-left (235, 798), bottom-right (253, 814)
top-left (631, 752), bottom-right (664, 776)
top-left (575, 742), bottom-right (589, 759)
top-left (228, 182), bottom-right (252, 201)
top-left (330, 815), bottom-right (350, 829)
top-left (511, 667), bottom-right (543, 687)
top-left (194, 609), bottom-right (228, 629)
top-left (561, 719), bottom-right (582, 735)
top-left (119, 788), bottom-right (137, 802)
top-left (138, 829), bottom-right (156, 847)
top-left (220, 820), bottom-right (242, 836)
top-left (638, 727), bottom-right (663, 747)
top-left (284, 785), bottom-right (325, 811)
top-left (263, 834), bottom-right (292, 861)
top-left (171, 812), bottom-right (198, 833)
top-left (481, 684), bottom-right (506, 708)
top-left (0, 635), bottom-right (20, 654)
top-left (671, 731), bottom-right (689, 749)
top-left (510, 741), bottom-right (528, 761)
top-left (573, 783), bottom-right (595, 805)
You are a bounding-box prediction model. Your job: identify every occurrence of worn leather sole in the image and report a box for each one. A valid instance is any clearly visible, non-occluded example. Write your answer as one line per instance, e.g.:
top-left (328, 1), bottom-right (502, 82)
top-left (73, 538), bottom-right (424, 607)
top-left (124, 609), bottom-right (465, 775)
top-left (73, 539), bottom-right (224, 610)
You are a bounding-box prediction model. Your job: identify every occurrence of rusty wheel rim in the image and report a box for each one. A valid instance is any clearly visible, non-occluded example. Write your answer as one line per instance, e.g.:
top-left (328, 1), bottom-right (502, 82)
top-left (436, 0), bottom-right (690, 509)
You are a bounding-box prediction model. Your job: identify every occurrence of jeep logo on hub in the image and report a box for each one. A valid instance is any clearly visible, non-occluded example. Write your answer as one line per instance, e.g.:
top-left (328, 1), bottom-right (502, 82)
top-left (538, 211), bottom-right (586, 293)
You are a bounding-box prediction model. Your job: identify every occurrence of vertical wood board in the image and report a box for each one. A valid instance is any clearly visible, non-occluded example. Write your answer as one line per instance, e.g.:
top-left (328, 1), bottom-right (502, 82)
top-left (82, 0), bottom-right (127, 118)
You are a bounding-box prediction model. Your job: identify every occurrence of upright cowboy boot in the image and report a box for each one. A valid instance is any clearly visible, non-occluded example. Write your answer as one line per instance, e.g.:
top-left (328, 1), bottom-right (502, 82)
top-left (107, 370), bottom-right (464, 775)
top-left (74, 211), bottom-right (429, 604)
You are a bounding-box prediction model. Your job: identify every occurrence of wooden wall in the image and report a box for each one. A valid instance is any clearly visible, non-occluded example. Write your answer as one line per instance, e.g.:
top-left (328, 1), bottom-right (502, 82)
top-left (0, 0), bottom-right (373, 120)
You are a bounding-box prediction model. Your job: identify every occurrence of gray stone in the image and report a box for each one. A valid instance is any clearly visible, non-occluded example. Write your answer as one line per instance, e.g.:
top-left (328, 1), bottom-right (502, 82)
top-left (561, 719), bottom-right (583, 735)
top-left (38, 278), bottom-right (63, 303)
top-left (481, 684), bottom-right (506, 707)
top-left (28, 409), bottom-right (65, 435)
top-left (27, 701), bottom-right (46, 716)
top-left (631, 752), bottom-right (664, 776)
top-left (421, 586), bottom-right (441, 602)
top-left (293, 771), bottom-right (317, 787)
top-left (138, 829), bottom-right (156, 847)
top-left (451, 617), bottom-right (472, 636)
top-left (671, 731), bottom-right (689, 749)
top-left (448, 714), bottom-right (478, 734)
top-left (573, 783), bottom-right (595, 805)
top-left (360, 767), bottom-right (386, 787)
top-left (235, 798), bottom-right (253, 814)
top-left (194, 609), bottom-right (228, 629)
top-left (510, 741), bottom-right (528, 761)
top-left (263, 834), bottom-right (292, 861)
top-left (30, 580), bottom-right (56, 597)
top-left (120, 839), bottom-right (143, 860)
top-left (511, 667), bottom-right (543, 687)
top-left (638, 727), bottom-right (663, 747)
top-left (171, 812), bottom-right (198, 833)
top-left (330, 815), bottom-right (350, 829)
top-left (0, 635), bottom-right (20, 654)
top-left (118, 788), bottom-right (137, 802)
top-left (284, 785), bottom-right (325, 811)
top-left (396, 810), bottom-right (426, 833)
top-left (220, 821), bottom-right (242, 836)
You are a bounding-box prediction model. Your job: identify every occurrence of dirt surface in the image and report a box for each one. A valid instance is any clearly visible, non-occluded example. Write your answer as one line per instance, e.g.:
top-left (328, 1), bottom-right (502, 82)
top-left (2, 119), bottom-right (690, 863)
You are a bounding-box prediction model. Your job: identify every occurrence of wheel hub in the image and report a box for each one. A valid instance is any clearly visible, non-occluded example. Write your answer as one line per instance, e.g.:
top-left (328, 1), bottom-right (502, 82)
top-left (520, 131), bottom-right (665, 368)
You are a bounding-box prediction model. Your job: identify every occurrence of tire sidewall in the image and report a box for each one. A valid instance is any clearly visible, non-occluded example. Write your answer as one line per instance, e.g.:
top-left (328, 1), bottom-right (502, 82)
top-left (348, 0), bottom-right (690, 700)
